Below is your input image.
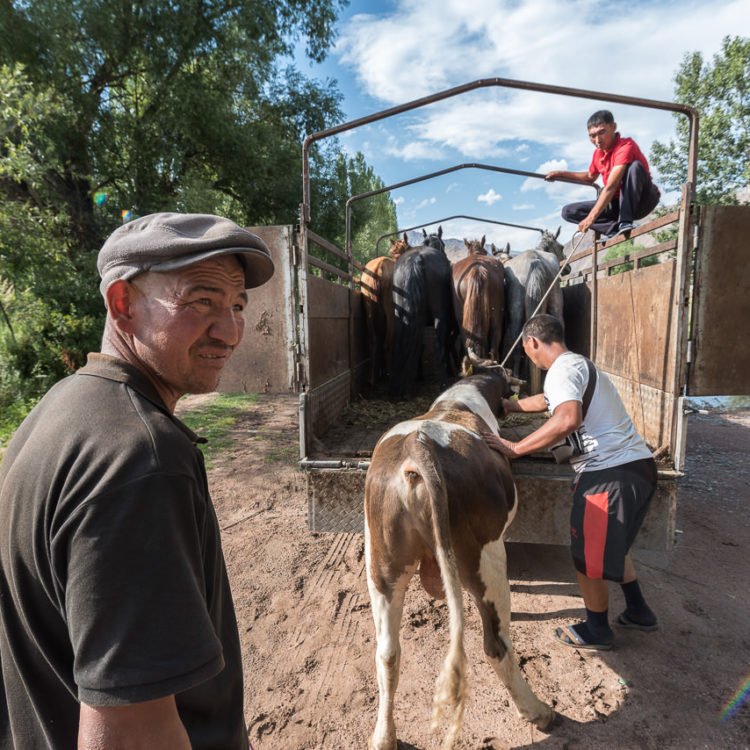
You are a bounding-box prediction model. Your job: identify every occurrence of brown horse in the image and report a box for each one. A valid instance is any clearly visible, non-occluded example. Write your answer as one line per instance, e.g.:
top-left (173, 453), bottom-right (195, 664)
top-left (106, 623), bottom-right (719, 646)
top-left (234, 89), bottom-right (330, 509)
top-left (361, 235), bottom-right (410, 388)
top-left (451, 236), bottom-right (505, 361)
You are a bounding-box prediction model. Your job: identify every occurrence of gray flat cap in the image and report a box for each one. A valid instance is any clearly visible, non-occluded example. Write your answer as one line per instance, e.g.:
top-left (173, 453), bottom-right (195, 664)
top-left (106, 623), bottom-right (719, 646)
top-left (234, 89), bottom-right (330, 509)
top-left (98, 212), bottom-right (274, 294)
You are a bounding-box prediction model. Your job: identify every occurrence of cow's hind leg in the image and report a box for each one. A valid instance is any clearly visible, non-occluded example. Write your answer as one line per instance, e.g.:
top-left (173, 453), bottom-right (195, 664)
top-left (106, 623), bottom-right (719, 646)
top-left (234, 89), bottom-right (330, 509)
top-left (366, 535), bottom-right (418, 750)
top-left (474, 538), bottom-right (555, 730)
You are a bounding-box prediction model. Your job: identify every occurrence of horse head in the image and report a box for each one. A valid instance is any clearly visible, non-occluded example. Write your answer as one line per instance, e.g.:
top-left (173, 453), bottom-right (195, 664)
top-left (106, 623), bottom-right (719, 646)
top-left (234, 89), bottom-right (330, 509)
top-left (463, 235), bottom-right (487, 256)
top-left (537, 226), bottom-right (565, 263)
top-left (389, 232), bottom-right (410, 260)
top-left (491, 242), bottom-right (511, 262)
top-left (422, 225), bottom-right (445, 253)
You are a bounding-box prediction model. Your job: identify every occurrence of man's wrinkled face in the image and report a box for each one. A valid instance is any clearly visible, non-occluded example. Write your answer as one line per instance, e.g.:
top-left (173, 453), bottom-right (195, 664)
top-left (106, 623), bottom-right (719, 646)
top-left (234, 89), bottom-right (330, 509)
top-left (129, 255), bottom-right (247, 401)
top-left (588, 121), bottom-right (617, 152)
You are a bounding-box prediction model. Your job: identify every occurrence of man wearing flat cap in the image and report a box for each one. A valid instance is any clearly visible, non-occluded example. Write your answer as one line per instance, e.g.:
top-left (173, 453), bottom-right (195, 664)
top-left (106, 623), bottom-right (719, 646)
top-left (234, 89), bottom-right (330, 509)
top-left (0, 213), bottom-right (273, 749)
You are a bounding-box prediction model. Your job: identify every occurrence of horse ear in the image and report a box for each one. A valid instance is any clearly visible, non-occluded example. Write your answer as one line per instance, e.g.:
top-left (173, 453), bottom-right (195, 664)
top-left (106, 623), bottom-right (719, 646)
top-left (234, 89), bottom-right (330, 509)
top-left (505, 242), bottom-right (510, 253)
top-left (389, 236), bottom-right (396, 245)
top-left (438, 226), bottom-right (443, 239)
top-left (554, 226), bottom-right (561, 239)
top-left (464, 238), bottom-right (470, 248)
top-left (422, 228), bottom-right (428, 238)
top-left (403, 232), bottom-right (408, 244)
top-left (480, 235), bottom-right (486, 248)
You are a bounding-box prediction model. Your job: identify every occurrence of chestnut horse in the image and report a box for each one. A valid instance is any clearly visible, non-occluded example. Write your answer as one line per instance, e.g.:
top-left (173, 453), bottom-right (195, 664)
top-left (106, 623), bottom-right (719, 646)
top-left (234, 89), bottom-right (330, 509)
top-left (451, 236), bottom-right (505, 361)
top-left (361, 234), bottom-right (410, 387)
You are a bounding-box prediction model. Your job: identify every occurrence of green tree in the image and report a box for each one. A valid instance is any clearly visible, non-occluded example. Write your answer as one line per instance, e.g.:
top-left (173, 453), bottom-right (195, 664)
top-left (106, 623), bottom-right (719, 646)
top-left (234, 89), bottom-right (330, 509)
top-left (650, 36), bottom-right (750, 205)
top-left (310, 149), bottom-right (398, 270)
top-left (0, 0), bottom-right (352, 435)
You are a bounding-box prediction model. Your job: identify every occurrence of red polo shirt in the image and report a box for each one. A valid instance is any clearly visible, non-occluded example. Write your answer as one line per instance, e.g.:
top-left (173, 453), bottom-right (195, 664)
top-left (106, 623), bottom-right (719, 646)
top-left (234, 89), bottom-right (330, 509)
top-left (589, 133), bottom-right (652, 197)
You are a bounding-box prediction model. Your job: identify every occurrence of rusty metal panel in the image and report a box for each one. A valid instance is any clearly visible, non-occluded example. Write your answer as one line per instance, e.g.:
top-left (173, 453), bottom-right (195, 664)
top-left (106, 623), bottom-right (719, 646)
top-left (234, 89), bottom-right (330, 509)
top-left (306, 275), bottom-right (351, 389)
top-left (305, 465), bottom-right (675, 550)
top-left (595, 261), bottom-right (676, 391)
top-left (506, 468), bottom-right (675, 551)
top-left (689, 205), bottom-right (750, 396)
top-left (219, 225), bottom-right (296, 394)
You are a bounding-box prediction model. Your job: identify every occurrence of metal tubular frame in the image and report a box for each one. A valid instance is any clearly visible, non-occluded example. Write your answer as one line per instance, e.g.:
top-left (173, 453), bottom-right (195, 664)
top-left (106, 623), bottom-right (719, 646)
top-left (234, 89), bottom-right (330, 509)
top-left (374, 215), bottom-right (545, 256)
top-left (344, 162), bottom-right (592, 259)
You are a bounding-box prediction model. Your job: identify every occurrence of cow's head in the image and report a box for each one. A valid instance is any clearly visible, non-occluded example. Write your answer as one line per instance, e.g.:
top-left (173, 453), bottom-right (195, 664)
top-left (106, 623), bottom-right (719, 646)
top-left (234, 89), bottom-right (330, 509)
top-left (461, 348), bottom-right (525, 410)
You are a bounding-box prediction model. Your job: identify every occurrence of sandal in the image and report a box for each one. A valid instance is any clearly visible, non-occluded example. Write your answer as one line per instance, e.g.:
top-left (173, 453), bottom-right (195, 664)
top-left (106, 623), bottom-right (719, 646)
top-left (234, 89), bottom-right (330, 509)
top-left (616, 611), bottom-right (659, 632)
top-left (554, 624), bottom-right (613, 651)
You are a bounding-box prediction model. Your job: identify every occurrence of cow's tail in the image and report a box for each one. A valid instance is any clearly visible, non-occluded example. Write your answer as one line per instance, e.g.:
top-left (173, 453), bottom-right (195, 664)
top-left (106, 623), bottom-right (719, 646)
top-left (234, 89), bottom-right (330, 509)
top-left (404, 433), bottom-right (467, 748)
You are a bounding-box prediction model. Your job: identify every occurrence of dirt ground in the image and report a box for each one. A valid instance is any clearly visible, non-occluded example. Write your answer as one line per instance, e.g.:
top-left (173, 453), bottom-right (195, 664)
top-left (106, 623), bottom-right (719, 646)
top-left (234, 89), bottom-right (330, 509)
top-left (177, 395), bottom-right (750, 750)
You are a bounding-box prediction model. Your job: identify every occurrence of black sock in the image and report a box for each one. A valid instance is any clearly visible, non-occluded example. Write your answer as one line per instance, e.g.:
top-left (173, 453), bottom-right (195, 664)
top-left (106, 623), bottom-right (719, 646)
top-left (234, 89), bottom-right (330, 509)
top-left (620, 580), bottom-right (656, 625)
top-left (569, 608), bottom-right (613, 644)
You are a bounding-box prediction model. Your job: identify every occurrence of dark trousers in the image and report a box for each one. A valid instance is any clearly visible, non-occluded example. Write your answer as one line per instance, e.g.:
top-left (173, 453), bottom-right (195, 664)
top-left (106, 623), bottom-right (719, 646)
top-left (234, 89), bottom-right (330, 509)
top-left (561, 161), bottom-right (660, 235)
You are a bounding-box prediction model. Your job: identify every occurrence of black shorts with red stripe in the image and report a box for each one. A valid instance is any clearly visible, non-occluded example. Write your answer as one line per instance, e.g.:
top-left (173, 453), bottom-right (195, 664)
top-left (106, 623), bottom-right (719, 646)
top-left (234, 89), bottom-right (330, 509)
top-left (570, 457), bottom-right (657, 581)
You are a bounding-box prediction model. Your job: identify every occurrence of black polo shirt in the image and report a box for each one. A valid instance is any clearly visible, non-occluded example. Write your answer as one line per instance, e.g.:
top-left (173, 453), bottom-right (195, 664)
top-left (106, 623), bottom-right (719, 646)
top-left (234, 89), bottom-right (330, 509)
top-left (0, 354), bottom-right (246, 749)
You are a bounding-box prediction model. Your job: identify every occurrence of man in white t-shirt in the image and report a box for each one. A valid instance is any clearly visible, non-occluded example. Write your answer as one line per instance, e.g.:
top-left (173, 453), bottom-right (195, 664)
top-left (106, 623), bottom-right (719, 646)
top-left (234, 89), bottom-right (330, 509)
top-left (483, 314), bottom-right (658, 650)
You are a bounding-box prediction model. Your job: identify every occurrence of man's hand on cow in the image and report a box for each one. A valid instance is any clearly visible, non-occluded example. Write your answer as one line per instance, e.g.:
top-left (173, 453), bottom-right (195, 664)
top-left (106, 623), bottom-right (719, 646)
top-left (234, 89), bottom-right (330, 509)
top-left (482, 433), bottom-right (521, 459)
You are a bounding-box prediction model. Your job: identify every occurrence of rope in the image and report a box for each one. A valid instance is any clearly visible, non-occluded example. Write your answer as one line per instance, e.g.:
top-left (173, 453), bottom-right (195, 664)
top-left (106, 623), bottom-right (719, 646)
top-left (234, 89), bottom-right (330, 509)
top-left (499, 231), bottom-right (587, 368)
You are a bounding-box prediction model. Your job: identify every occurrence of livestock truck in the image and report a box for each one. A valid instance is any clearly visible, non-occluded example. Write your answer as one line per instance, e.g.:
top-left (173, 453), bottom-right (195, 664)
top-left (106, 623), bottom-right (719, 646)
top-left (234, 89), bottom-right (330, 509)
top-left (219, 78), bottom-right (749, 551)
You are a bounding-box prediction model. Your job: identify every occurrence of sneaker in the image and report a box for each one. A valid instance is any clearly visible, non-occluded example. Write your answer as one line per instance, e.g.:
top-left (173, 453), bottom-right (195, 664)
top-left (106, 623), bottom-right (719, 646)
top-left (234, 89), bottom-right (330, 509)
top-left (597, 222), bottom-right (633, 245)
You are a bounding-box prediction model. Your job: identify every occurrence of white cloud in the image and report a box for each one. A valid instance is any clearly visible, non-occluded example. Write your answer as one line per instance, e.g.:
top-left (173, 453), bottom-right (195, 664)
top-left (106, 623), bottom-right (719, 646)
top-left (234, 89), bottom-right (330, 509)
top-left (393, 196), bottom-right (405, 205)
top-left (416, 197), bottom-right (437, 210)
top-left (513, 204), bottom-right (535, 211)
top-left (478, 188), bottom-right (502, 206)
top-left (336, 0), bottom-right (749, 164)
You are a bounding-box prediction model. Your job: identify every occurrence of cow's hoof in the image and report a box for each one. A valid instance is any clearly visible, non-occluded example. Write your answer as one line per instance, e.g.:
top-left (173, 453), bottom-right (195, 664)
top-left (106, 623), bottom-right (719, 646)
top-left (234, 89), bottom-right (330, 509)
top-left (532, 705), bottom-right (557, 732)
top-left (368, 734), bottom-right (397, 750)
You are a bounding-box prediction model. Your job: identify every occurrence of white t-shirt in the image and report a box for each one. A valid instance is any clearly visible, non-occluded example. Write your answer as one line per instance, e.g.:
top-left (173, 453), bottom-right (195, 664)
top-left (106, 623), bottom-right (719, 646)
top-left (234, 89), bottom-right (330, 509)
top-left (544, 351), bottom-right (652, 473)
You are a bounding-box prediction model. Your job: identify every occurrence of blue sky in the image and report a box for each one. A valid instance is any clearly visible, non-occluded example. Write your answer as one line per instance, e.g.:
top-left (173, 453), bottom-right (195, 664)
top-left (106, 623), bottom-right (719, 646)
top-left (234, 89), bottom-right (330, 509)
top-left (296, 0), bottom-right (750, 252)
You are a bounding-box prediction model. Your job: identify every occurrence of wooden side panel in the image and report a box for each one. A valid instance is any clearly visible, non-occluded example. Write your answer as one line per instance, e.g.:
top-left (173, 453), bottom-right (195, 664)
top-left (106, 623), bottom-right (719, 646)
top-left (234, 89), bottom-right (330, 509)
top-left (595, 261), bottom-right (676, 391)
top-left (593, 261), bottom-right (677, 449)
top-left (689, 205), bottom-right (750, 396)
top-left (307, 275), bottom-right (351, 389)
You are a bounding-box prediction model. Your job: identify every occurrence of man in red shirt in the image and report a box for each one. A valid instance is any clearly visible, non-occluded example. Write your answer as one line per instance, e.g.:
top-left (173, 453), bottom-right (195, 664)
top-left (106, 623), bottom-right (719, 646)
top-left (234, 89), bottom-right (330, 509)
top-left (546, 110), bottom-right (660, 241)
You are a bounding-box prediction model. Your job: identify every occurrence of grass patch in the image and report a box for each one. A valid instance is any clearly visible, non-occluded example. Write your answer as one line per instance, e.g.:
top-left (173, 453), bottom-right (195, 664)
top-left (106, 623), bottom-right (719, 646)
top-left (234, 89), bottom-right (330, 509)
top-left (179, 392), bottom-right (259, 468)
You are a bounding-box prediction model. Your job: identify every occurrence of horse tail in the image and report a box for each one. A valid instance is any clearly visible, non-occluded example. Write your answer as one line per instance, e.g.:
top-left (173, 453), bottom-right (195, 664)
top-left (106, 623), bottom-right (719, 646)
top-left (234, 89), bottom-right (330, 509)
top-left (524, 258), bottom-right (550, 319)
top-left (390, 253), bottom-right (426, 396)
top-left (461, 264), bottom-right (490, 359)
top-left (402, 432), bottom-right (467, 747)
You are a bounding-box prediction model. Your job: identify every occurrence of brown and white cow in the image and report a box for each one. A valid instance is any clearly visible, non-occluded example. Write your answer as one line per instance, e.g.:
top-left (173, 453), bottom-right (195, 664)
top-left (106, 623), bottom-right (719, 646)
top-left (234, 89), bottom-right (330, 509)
top-left (364, 357), bottom-right (555, 749)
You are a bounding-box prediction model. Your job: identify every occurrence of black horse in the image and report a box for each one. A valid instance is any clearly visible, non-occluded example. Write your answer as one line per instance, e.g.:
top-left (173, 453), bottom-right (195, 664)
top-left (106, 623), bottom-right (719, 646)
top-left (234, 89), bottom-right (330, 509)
top-left (389, 227), bottom-right (457, 397)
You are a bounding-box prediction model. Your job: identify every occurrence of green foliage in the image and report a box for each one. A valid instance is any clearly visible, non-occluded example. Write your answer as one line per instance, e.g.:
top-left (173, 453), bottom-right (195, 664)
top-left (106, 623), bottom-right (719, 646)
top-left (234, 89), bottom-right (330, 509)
top-left (602, 239), bottom-right (662, 275)
top-left (310, 148), bottom-right (398, 271)
top-left (650, 36), bottom-right (750, 205)
top-left (178, 393), bottom-right (260, 467)
top-left (1, 1), bottom-right (362, 427)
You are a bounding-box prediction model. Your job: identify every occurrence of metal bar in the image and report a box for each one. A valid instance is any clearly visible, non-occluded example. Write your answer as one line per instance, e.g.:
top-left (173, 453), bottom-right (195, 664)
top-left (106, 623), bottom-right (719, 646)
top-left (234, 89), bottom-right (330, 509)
top-left (600, 240), bottom-right (678, 272)
top-left (567, 211), bottom-right (680, 265)
top-left (308, 255), bottom-right (352, 281)
top-left (346, 163), bottom-right (597, 259)
top-left (299, 459), bottom-right (371, 471)
top-left (301, 76), bottom-right (699, 230)
top-left (306, 229), bottom-right (347, 261)
top-left (374, 215), bottom-right (545, 255)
